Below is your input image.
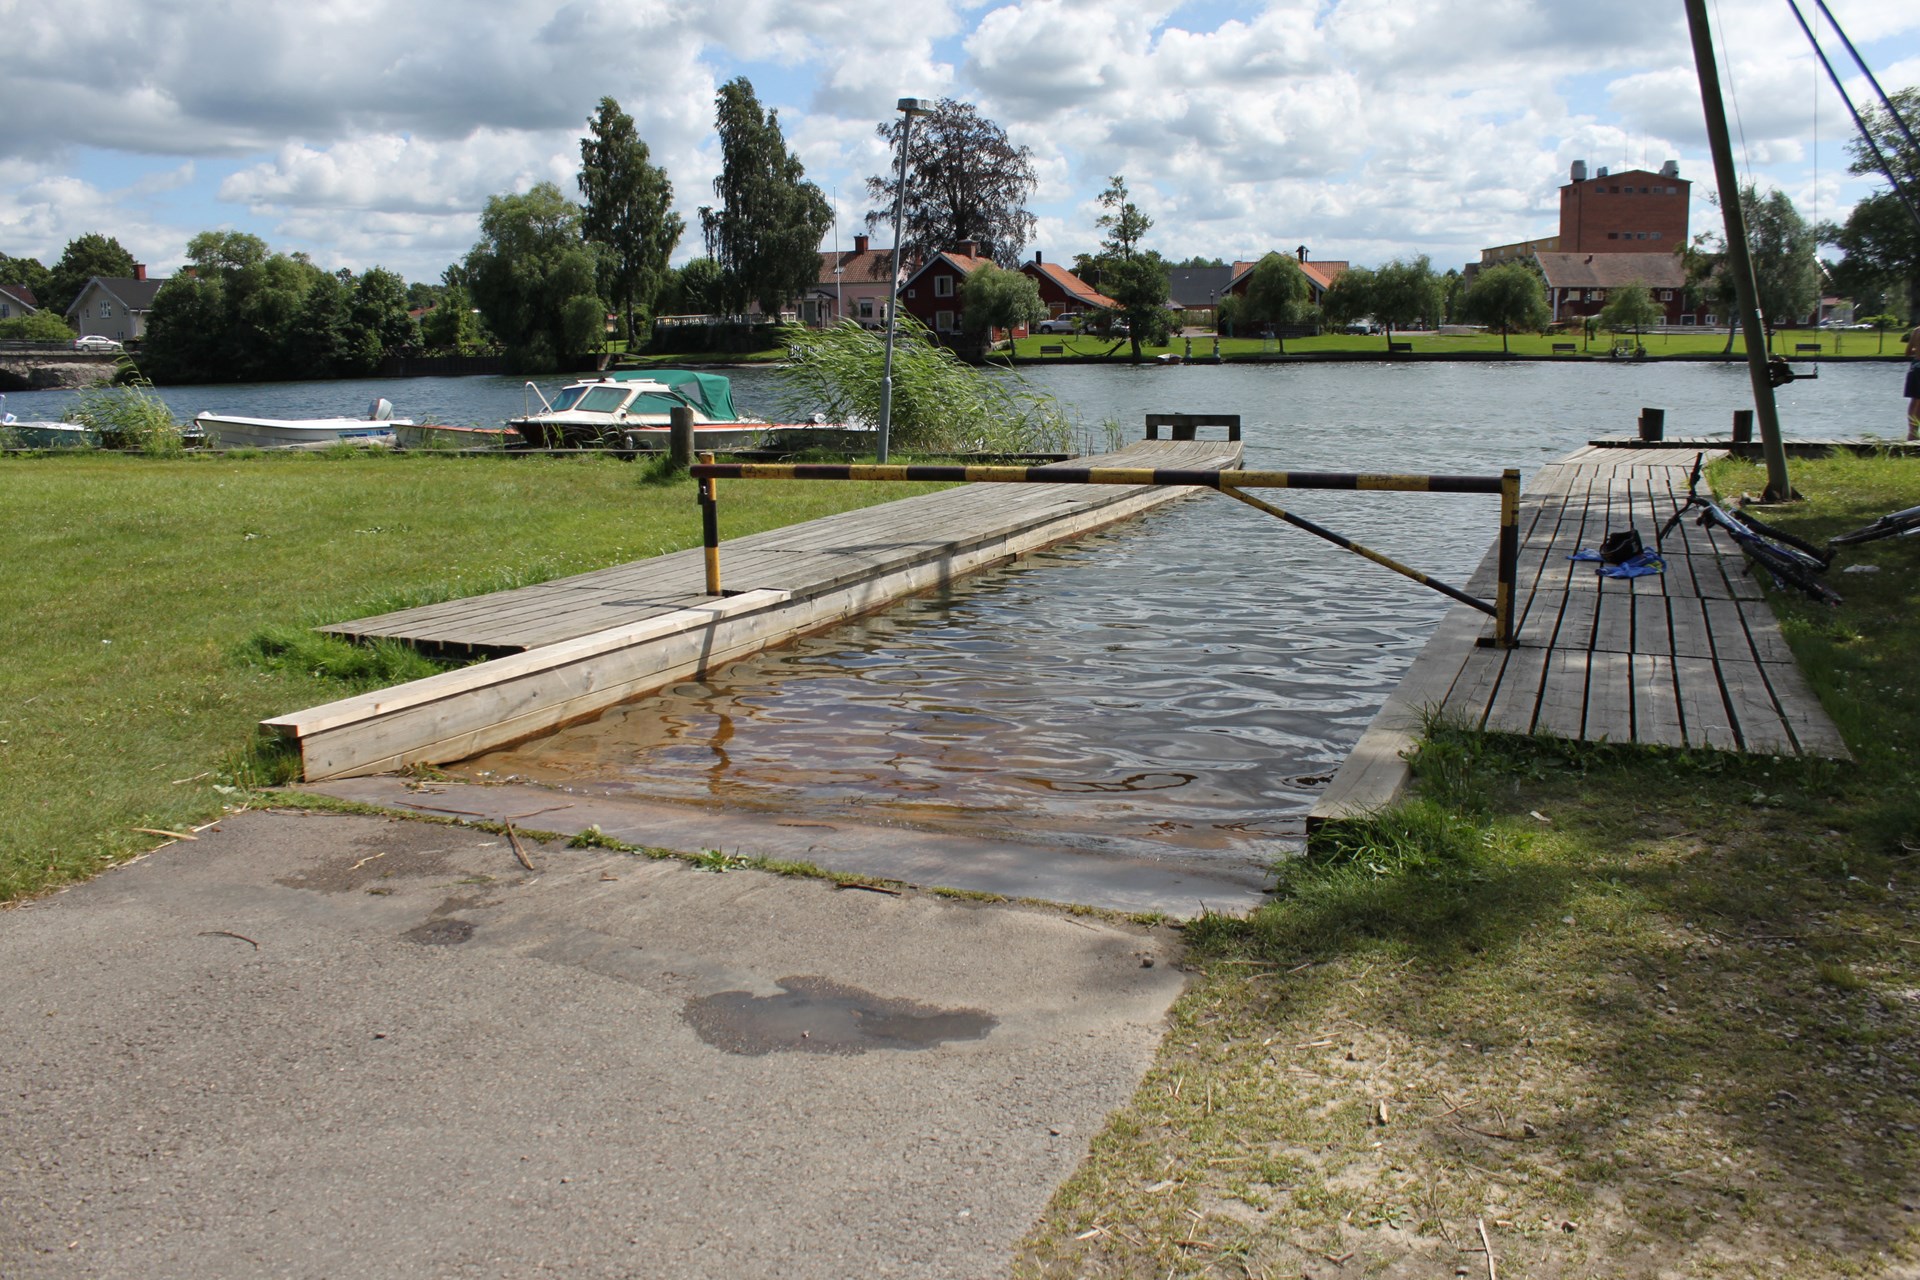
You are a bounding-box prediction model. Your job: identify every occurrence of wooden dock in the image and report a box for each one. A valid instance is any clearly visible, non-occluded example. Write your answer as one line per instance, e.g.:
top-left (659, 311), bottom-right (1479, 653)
top-left (1311, 444), bottom-right (1850, 826)
top-left (271, 437), bottom-right (1243, 779)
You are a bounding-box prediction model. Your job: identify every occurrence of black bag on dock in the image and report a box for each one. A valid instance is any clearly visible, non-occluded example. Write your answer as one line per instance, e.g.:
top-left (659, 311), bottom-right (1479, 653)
top-left (1599, 529), bottom-right (1643, 565)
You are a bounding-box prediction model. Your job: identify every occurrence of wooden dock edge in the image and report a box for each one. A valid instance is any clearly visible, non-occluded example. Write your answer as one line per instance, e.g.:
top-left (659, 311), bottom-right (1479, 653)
top-left (266, 480), bottom-right (1201, 781)
top-left (1305, 603), bottom-right (1487, 834)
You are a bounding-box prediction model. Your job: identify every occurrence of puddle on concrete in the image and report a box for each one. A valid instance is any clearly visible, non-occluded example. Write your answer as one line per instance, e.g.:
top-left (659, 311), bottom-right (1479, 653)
top-left (684, 975), bottom-right (996, 1056)
top-left (404, 918), bottom-right (475, 946)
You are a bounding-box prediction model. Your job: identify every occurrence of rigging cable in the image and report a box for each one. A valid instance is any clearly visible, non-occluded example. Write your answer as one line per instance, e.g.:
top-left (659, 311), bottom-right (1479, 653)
top-left (1783, 0), bottom-right (1920, 235)
top-left (1813, 0), bottom-right (1920, 170)
top-left (1711, 0), bottom-right (1757, 186)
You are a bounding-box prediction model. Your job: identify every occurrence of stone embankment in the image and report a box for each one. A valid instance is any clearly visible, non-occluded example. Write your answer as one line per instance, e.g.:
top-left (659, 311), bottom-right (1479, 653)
top-left (0, 346), bottom-right (120, 391)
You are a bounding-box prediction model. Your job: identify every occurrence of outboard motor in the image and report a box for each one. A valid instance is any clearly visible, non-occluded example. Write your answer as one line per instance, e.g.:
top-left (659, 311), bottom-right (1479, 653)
top-left (367, 397), bottom-right (395, 421)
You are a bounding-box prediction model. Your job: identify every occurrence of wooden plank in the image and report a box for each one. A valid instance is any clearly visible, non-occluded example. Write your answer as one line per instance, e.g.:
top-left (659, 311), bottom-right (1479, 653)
top-left (1583, 650), bottom-right (1634, 743)
top-left (1484, 646), bottom-right (1547, 736)
top-left (1673, 655), bottom-right (1737, 750)
top-left (1534, 649), bottom-right (1590, 740)
top-left (1630, 653), bottom-right (1686, 747)
top-left (1591, 586), bottom-right (1635, 653)
top-left (1759, 661), bottom-right (1852, 759)
top-left (1721, 659), bottom-right (1795, 755)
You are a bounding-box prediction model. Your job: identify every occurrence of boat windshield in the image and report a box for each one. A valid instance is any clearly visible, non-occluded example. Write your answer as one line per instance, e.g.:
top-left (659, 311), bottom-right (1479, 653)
top-left (547, 385), bottom-right (630, 415)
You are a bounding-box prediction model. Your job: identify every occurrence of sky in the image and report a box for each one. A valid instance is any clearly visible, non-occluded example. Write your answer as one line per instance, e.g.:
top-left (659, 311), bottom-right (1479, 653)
top-left (3, 0), bottom-right (1918, 287)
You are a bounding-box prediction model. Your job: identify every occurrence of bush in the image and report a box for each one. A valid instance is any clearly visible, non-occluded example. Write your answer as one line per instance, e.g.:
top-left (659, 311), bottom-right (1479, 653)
top-left (0, 311), bottom-right (77, 343)
top-left (64, 373), bottom-right (185, 454)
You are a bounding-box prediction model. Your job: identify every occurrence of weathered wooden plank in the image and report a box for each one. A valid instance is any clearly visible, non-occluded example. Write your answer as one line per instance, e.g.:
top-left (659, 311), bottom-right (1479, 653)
top-left (1591, 586), bottom-right (1635, 653)
top-left (1759, 660), bottom-right (1852, 759)
top-left (1630, 653), bottom-right (1686, 747)
top-left (1674, 655), bottom-right (1737, 750)
top-left (1631, 594), bottom-right (1672, 657)
top-left (1534, 649), bottom-right (1590, 740)
top-left (1484, 646), bottom-right (1547, 736)
top-left (1721, 658), bottom-right (1795, 755)
top-left (1584, 650), bottom-right (1634, 744)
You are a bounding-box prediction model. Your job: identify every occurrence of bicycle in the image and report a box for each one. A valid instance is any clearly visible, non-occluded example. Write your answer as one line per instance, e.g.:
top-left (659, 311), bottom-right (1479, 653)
top-left (1658, 453), bottom-right (1842, 605)
top-left (1825, 501), bottom-right (1920, 550)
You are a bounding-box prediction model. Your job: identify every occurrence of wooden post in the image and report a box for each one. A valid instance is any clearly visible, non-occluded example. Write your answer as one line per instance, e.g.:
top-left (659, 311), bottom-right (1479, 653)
top-left (669, 405), bottom-right (695, 468)
top-left (1638, 407), bottom-right (1665, 442)
top-left (1732, 409), bottom-right (1753, 444)
top-left (1495, 468), bottom-right (1520, 649)
top-left (697, 450), bottom-right (721, 595)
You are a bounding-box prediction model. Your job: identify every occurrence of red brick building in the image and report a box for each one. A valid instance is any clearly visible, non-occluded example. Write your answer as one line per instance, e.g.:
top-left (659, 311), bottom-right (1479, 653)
top-left (1557, 159), bottom-right (1690, 255)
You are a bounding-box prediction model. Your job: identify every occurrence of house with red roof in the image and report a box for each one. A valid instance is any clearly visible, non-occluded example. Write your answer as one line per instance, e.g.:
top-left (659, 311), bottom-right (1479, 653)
top-left (1021, 253), bottom-right (1118, 319)
top-left (806, 234), bottom-right (898, 329)
top-left (1532, 251), bottom-right (1707, 326)
top-left (1224, 247), bottom-right (1348, 304)
top-left (898, 240), bottom-right (1029, 345)
top-left (0, 283), bottom-right (38, 320)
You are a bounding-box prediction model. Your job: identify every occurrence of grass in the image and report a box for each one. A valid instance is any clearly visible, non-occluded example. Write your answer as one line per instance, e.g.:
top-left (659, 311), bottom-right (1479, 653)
top-left (1017, 450), bottom-right (1920, 1278)
top-left (1008, 327), bottom-right (1910, 362)
top-left (0, 449), bottom-right (943, 902)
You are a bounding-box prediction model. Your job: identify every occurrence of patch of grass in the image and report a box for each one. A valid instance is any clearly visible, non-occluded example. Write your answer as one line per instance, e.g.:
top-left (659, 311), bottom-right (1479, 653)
top-left (1018, 452), bottom-right (1920, 1278)
top-left (0, 450), bottom-right (943, 902)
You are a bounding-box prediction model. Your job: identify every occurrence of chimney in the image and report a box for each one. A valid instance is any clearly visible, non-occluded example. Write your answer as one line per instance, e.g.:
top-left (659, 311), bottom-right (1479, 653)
top-left (956, 240), bottom-right (979, 259)
top-left (1034, 250), bottom-right (1043, 264)
top-left (134, 263), bottom-right (147, 282)
top-left (1597, 165), bottom-right (1609, 178)
top-left (1571, 159), bottom-right (1588, 182)
top-left (1296, 245), bottom-right (1308, 262)
top-left (853, 234), bottom-right (869, 254)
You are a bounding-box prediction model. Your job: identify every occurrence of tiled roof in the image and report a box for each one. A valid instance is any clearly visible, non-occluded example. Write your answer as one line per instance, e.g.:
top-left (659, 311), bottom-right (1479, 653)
top-left (1165, 267), bottom-right (1233, 308)
top-left (0, 282), bottom-right (39, 309)
top-left (817, 246), bottom-right (895, 286)
top-left (64, 276), bottom-right (166, 317)
top-left (1227, 255), bottom-right (1348, 293)
top-left (1533, 252), bottom-right (1686, 289)
top-left (1026, 260), bottom-right (1118, 311)
top-left (904, 249), bottom-right (994, 290)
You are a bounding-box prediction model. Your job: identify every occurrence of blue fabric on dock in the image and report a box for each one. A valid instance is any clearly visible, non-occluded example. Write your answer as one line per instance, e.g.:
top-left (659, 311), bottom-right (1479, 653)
top-left (1570, 547), bottom-right (1667, 578)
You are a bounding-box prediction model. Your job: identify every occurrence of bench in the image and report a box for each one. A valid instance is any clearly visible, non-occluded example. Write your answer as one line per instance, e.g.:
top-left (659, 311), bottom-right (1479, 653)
top-left (1038, 344), bottom-right (1063, 356)
top-left (1552, 342), bottom-right (1578, 354)
top-left (1387, 341), bottom-right (1413, 354)
top-left (1793, 342), bottom-right (1821, 355)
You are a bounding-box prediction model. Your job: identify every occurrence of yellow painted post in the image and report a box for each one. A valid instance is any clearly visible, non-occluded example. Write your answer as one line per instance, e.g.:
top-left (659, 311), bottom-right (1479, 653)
top-left (698, 450), bottom-right (721, 596)
top-left (1495, 468), bottom-right (1520, 647)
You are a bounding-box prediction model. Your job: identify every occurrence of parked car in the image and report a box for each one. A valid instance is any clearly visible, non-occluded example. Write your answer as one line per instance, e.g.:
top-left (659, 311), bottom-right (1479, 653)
top-left (1036, 314), bottom-right (1081, 335)
top-left (72, 335), bottom-right (123, 351)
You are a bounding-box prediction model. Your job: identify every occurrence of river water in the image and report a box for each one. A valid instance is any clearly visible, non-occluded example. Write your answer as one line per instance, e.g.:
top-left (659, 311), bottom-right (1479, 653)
top-left (11, 360), bottom-right (1896, 870)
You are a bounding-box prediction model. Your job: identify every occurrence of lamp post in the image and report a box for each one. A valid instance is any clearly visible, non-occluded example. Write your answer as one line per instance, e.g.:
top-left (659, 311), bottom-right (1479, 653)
top-left (878, 96), bottom-right (932, 463)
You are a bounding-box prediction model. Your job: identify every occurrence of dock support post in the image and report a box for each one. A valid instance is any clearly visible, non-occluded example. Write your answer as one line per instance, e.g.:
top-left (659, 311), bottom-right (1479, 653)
top-left (669, 405), bottom-right (695, 468)
top-left (1731, 409), bottom-right (1753, 444)
top-left (697, 450), bottom-right (721, 596)
top-left (1494, 468), bottom-right (1519, 648)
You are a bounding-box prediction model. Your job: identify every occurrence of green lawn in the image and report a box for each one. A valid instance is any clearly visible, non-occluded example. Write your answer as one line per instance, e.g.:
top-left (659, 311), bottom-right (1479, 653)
top-left (1017, 450), bottom-right (1920, 1277)
top-left (0, 450), bottom-right (939, 901)
top-left (1008, 327), bottom-right (1910, 361)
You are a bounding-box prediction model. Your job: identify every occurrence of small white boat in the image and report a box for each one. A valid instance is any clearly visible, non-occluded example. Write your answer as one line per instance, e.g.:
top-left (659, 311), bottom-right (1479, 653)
top-left (195, 398), bottom-right (405, 450)
top-left (509, 370), bottom-right (865, 453)
top-left (392, 421), bottom-right (511, 450)
top-left (0, 396), bottom-right (97, 448)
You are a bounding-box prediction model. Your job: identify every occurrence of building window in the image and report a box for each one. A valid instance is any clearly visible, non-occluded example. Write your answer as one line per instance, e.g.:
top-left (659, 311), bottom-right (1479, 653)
top-left (905, 288), bottom-right (915, 298)
top-left (935, 309), bottom-right (956, 332)
top-left (933, 275), bottom-right (953, 298)
top-left (1594, 185), bottom-right (1606, 193)
top-left (1660, 290), bottom-right (1673, 301)
top-left (1586, 290), bottom-right (1603, 301)
top-left (1651, 231), bottom-right (1661, 240)
top-left (0, 304), bottom-right (9, 319)
top-left (101, 302), bottom-right (113, 317)
top-left (1607, 232), bottom-right (1619, 239)
top-left (857, 299), bottom-right (873, 319)
top-left (1682, 315), bottom-right (1697, 326)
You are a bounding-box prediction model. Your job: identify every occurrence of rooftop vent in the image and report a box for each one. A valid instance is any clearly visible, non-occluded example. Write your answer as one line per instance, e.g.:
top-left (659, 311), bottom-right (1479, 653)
top-left (1571, 160), bottom-right (1588, 182)
top-left (1660, 159), bottom-right (1679, 179)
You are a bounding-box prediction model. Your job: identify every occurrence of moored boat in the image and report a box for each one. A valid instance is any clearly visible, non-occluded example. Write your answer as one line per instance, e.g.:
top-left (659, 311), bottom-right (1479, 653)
top-left (392, 421), bottom-right (512, 450)
top-left (1, 420), bottom-right (98, 448)
top-left (508, 369), bottom-right (865, 453)
top-left (194, 399), bottom-right (405, 450)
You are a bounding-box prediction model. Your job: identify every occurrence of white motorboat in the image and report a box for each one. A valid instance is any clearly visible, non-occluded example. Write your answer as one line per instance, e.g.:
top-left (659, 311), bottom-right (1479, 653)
top-left (1, 396), bottom-right (97, 448)
top-left (194, 398), bottom-right (406, 450)
top-left (508, 369), bottom-right (866, 453)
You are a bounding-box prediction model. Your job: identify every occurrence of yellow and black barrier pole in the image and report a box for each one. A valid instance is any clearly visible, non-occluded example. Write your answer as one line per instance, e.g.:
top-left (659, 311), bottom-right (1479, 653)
top-left (1495, 469), bottom-right (1519, 649)
top-left (697, 451), bottom-right (721, 596)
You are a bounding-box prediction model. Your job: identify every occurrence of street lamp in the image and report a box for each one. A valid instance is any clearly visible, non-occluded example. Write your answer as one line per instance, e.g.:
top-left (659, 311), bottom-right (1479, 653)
top-left (878, 96), bottom-right (933, 463)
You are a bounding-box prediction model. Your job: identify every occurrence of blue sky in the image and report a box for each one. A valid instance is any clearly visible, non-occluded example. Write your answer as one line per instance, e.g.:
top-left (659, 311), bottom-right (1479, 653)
top-left (3, 0), bottom-right (1916, 286)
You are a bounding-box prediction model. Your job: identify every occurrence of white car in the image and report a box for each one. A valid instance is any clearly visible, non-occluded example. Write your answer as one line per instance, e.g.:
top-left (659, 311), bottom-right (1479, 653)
top-left (72, 335), bottom-right (124, 351)
top-left (1036, 314), bottom-right (1081, 334)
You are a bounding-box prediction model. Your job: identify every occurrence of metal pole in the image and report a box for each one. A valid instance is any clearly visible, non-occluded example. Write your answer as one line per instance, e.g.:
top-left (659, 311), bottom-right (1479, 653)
top-left (1495, 468), bottom-right (1520, 648)
top-left (877, 100), bottom-right (925, 464)
top-left (1685, 0), bottom-right (1793, 502)
top-left (697, 450), bottom-right (721, 596)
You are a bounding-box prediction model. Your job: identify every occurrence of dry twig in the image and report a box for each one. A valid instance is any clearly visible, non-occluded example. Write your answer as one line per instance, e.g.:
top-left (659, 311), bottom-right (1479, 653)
top-left (199, 930), bottom-right (258, 949)
top-left (504, 821), bottom-right (536, 872)
top-left (132, 827), bottom-right (195, 841)
top-left (1477, 1218), bottom-right (1498, 1280)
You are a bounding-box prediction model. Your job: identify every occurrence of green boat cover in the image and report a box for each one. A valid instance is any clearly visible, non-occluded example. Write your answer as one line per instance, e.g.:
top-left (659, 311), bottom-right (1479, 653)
top-left (608, 369), bottom-right (739, 421)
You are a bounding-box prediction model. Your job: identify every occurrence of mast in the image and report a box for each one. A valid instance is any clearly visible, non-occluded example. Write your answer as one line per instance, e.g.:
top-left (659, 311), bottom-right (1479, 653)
top-left (1684, 0), bottom-right (1793, 501)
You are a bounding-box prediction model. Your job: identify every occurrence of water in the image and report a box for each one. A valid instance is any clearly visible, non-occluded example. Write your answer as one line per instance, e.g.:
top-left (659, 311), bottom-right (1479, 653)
top-left (14, 359), bottom-right (1895, 869)
top-left (449, 360), bottom-right (1895, 871)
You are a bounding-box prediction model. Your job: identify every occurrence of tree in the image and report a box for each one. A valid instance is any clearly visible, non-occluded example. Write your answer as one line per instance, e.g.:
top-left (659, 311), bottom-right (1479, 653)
top-left (1238, 252), bottom-right (1313, 352)
top-left (865, 99), bottom-right (1038, 269)
top-left (285, 272), bottom-right (357, 378)
top-left (1598, 282), bottom-right (1661, 346)
top-left (349, 266), bottom-right (418, 361)
top-left (1370, 256), bottom-right (1442, 344)
top-left (1091, 176), bottom-right (1171, 362)
top-left (657, 257), bottom-right (725, 317)
top-left (1835, 85), bottom-right (1920, 316)
top-left (46, 233), bottom-right (138, 318)
top-left (699, 77), bottom-right (833, 318)
top-left (960, 263), bottom-right (1043, 347)
top-left (0, 310), bottom-right (74, 342)
top-left (420, 285), bottom-right (481, 351)
top-left (1318, 266), bottom-right (1375, 332)
top-left (0, 252), bottom-right (53, 300)
top-left (1463, 260), bottom-right (1549, 352)
top-left (464, 182), bottom-right (604, 371)
top-left (579, 96), bottom-right (683, 345)
top-left (1692, 185), bottom-right (1820, 352)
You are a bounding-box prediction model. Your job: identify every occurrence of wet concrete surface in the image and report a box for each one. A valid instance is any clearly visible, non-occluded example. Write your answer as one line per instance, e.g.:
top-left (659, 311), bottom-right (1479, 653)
top-left (302, 775), bottom-right (1273, 917)
top-left (0, 809), bottom-right (1185, 1279)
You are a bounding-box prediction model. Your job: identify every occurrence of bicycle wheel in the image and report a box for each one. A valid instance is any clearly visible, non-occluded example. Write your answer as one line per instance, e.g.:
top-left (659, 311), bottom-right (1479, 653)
top-left (1730, 507), bottom-right (1832, 564)
top-left (1742, 541), bottom-right (1842, 605)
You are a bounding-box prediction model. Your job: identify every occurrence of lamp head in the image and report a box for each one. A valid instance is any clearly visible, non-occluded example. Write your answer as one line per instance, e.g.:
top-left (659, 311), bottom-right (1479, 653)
top-left (896, 97), bottom-right (934, 116)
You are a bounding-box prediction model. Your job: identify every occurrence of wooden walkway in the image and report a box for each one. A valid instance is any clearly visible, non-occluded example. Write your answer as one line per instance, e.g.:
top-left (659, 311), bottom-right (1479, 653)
top-left (1313, 445), bottom-right (1849, 825)
top-left (328, 438), bottom-right (1242, 653)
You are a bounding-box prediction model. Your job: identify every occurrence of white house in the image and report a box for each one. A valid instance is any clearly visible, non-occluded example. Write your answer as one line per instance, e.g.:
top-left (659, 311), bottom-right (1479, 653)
top-left (65, 267), bottom-right (166, 343)
top-left (0, 282), bottom-right (38, 320)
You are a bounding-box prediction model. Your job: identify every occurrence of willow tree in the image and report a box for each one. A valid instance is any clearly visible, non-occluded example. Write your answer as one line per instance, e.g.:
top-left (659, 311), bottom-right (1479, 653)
top-left (579, 96), bottom-right (682, 344)
top-left (463, 182), bottom-right (603, 371)
top-left (699, 77), bottom-right (832, 318)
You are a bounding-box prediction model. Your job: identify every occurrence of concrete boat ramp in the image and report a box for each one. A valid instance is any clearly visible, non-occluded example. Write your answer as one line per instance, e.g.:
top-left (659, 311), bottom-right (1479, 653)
top-left (274, 435), bottom-right (1270, 917)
